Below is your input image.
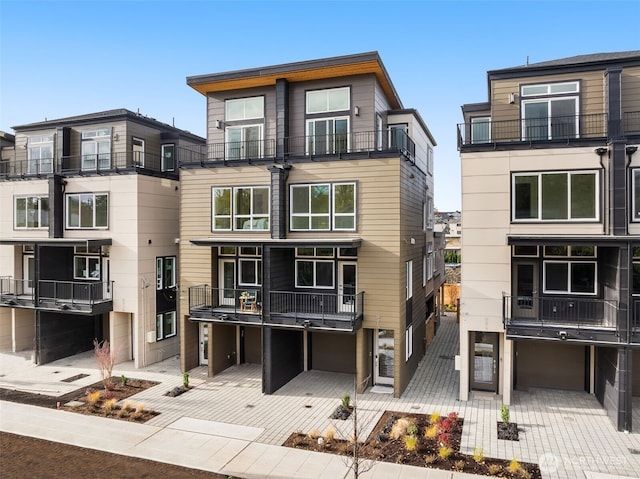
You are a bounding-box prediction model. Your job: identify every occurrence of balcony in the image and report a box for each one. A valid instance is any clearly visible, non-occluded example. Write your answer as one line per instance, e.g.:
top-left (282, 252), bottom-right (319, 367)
top-left (188, 286), bottom-right (364, 332)
top-left (0, 277), bottom-right (113, 315)
top-left (503, 294), bottom-right (621, 343)
top-left (457, 113), bottom-right (613, 148)
top-left (177, 130), bottom-right (416, 166)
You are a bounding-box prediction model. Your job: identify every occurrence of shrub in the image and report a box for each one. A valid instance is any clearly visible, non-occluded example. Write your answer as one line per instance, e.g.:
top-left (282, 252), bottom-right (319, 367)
top-left (487, 464), bottom-right (502, 476)
top-left (438, 446), bottom-right (453, 459)
top-left (116, 406), bottom-right (127, 418)
top-left (438, 418), bottom-right (452, 432)
top-left (120, 374), bottom-right (127, 386)
top-left (93, 339), bottom-right (116, 391)
top-left (507, 458), bottom-right (522, 475)
top-left (424, 424), bottom-right (438, 440)
top-left (447, 411), bottom-right (459, 422)
top-left (307, 428), bottom-right (321, 440)
top-left (404, 434), bottom-right (418, 451)
top-left (103, 398), bottom-right (118, 415)
top-left (453, 460), bottom-right (465, 471)
top-left (390, 417), bottom-right (412, 439)
top-left (429, 411), bottom-right (441, 424)
top-left (183, 372), bottom-right (190, 389)
top-left (406, 423), bottom-right (418, 437)
top-left (424, 454), bottom-right (437, 465)
top-left (323, 426), bottom-right (336, 442)
top-left (473, 447), bottom-right (484, 464)
top-left (437, 433), bottom-right (451, 446)
top-left (341, 393), bottom-right (350, 410)
top-left (132, 403), bottom-right (145, 419)
top-left (121, 400), bottom-right (135, 411)
top-left (500, 404), bottom-right (510, 424)
top-left (86, 390), bottom-right (101, 408)
top-left (518, 470), bottom-right (532, 479)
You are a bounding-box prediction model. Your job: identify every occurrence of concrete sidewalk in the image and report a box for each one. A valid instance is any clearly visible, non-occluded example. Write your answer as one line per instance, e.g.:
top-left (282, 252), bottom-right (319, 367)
top-left (1, 315), bottom-right (638, 479)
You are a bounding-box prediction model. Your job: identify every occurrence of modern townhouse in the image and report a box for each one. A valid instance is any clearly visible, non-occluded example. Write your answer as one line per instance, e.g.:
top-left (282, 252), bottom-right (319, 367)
top-left (179, 52), bottom-right (443, 396)
top-left (0, 109), bottom-right (204, 367)
top-left (458, 51), bottom-right (640, 431)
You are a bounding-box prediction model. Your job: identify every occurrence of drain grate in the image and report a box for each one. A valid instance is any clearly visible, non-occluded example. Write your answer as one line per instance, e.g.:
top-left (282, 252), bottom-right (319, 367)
top-left (439, 355), bottom-right (454, 360)
top-left (304, 404), bottom-right (313, 408)
top-left (61, 373), bottom-right (90, 383)
top-left (630, 448), bottom-right (640, 455)
top-left (245, 404), bottom-right (255, 408)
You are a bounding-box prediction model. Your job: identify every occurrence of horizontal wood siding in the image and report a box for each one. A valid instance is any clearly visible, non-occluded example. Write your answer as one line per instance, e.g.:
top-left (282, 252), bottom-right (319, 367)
top-left (622, 66), bottom-right (640, 114)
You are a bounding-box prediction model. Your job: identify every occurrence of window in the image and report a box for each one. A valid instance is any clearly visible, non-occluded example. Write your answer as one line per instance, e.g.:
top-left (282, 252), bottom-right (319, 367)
top-left (306, 117), bottom-right (348, 155)
top-left (426, 196), bottom-right (434, 229)
top-left (239, 259), bottom-right (261, 285)
top-left (161, 144), bottom-right (175, 172)
top-left (427, 243), bottom-right (434, 280)
top-left (405, 325), bottom-right (413, 361)
top-left (226, 125), bottom-right (263, 160)
top-left (306, 87), bottom-right (349, 114)
top-left (471, 117), bottom-right (491, 144)
top-left (156, 257), bottom-right (176, 290)
top-left (512, 171), bottom-right (598, 221)
top-left (521, 82), bottom-right (579, 140)
top-left (156, 311), bottom-right (176, 341)
top-left (27, 135), bottom-right (54, 174)
top-left (219, 247), bottom-right (236, 256)
top-left (633, 247), bottom-right (640, 295)
top-left (543, 261), bottom-right (596, 295)
top-left (513, 245), bottom-right (539, 257)
top-left (132, 137), bottom-right (145, 167)
top-left (633, 170), bottom-right (640, 221)
top-left (15, 196), bottom-right (49, 229)
top-left (74, 256), bottom-right (100, 280)
top-left (376, 114), bottom-right (383, 150)
top-left (544, 245), bottom-right (595, 257)
top-left (66, 193), bottom-right (108, 229)
top-left (226, 97), bottom-right (264, 121)
top-left (212, 186), bottom-right (269, 231)
top-left (427, 146), bottom-right (434, 174)
top-left (290, 182), bottom-right (356, 231)
top-left (296, 247), bottom-right (334, 257)
top-left (81, 129), bottom-right (111, 170)
top-left (295, 260), bottom-right (334, 288)
top-left (406, 260), bottom-right (413, 300)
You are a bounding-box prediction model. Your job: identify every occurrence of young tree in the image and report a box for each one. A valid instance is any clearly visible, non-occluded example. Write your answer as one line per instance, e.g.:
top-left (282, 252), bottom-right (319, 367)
top-left (93, 339), bottom-right (116, 390)
top-left (342, 375), bottom-right (375, 479)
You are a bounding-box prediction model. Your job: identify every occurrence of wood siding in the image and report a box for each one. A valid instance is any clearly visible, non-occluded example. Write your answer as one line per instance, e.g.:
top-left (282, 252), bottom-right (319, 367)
top-left (622, 66), bottom-right (640, 114)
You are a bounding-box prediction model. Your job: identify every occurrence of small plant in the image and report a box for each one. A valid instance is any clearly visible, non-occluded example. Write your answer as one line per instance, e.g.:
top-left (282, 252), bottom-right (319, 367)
top-left (406, 423), bottom-right (418, 437)
top-left (518, 470), bottom-right (532, 479)
top-left (438, 446), bottom-right (453, 459)
top-left (183, 372), bottom-right (189, 389)
top-left (120, 374), bottom-right (127, 386)
top-left (438, 418), bottom-right (452, 432)
top-left (447, 411), bottom-right (459, 422)
top-left (473, 447), bottom-right (484, 464)
top-left (86, 390), bottom-right (101, 409)
top-left (429, 411), bottom-right (441, 424)
top-left (507, 458), bottom-right (522, 475)
top-left (307, 428), bottom-right (321, 440)
top-left (341, 393), bottom-right (351, 410)
top-left (103, 398), bottom-right (118, 415)
top-left (121, 400), bottom-right (135, 411)
top-left (500, 404), bottom-right (510, 424)
top-left (424, 424), bottom-right (438, 439)
top-left (390, 417), bottom-right (412, 439)
top-left (117, 406), bottom-right (127, 418)
top-left (323, 426), bottom-right (336, 442)
top-left (347, 432), bottom-right (355, 445)
top-left (403, 434), bottom-right (418, 451)
top-left (437, 432), bottom-right (451, 446)
top-left (487, 464), bottom-right (502, 476)
top-left (424, 454), bottom-right (437, 465)
top-left (453, 460), bottom-right (465, 471)
top-left (132, 403), bottom-right (146, 419)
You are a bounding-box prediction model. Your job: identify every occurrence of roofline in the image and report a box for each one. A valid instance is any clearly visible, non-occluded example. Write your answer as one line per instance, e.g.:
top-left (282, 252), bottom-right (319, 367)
top-left (186, 52), bottom-right (404, 110)
top-left (388, 108), bottom-right (437, 146)
top-left (11, 109), bottom-right (204, 142)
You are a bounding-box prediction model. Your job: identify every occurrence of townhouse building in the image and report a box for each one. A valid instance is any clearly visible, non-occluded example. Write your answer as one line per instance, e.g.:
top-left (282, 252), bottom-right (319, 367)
top-left (179, 52), bottom-right (442, 396)
top-left (0, 109), bottom-right (204, 367)
top-left (458, 51), bottom-right (640, 431)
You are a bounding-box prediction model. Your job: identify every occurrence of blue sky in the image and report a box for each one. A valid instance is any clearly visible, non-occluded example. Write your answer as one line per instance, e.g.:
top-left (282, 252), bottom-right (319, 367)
top-left (1, 0), bottom-right (638, 210)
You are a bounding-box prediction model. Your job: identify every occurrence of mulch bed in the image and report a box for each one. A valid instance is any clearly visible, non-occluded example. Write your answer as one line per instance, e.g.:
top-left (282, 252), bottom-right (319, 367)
top-left (284, 410), bottom-right (541, 478)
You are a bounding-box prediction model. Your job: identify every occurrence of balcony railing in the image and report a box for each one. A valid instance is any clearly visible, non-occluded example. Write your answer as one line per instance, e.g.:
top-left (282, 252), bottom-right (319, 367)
top-left (189, 286), bottom-right (263, 325)
top-left (624, 111), bottom-right (640, 136)
top-left (503, 294), bottom-right (619, 339)
top-left (177, 130), bottom-right (416, 165)
top-left (0, 277), bottom-right (113, 313)
top-left (457, 113), bottom-right (610, 148)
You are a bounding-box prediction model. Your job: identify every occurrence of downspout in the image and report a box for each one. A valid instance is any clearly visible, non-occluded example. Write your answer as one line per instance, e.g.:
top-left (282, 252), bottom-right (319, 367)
top-left (626, 146), bottom-right (638, 346)
top-left (595, 147), bottom-right (609, 235)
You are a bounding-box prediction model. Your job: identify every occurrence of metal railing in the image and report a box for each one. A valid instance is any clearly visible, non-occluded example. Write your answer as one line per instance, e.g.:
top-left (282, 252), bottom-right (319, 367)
top-left (624, 111), bottom-right (640, 136)
top-left (503, 294), bottom-right (618, 330)
top-left (177, 130), bottom-right (416, 165)
top-left (0, 278), bottom-right (112, 307)
top-left (269, 290), bottom-right (364, 326)
top-left (189, 286), bottom-right (263, 317)
top-left (457, 113), bottom-right (609, 147)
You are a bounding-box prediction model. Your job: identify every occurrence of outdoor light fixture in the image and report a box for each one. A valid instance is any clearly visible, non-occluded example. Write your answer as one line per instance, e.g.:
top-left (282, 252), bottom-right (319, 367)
top-left (215, 120), bottom-right (223, 129)
top-left (354, 106), bottom-right (360, 116)
top-left (594, 147), bottom-right (608, 156)
top-left (508, 93), bottom-right (516, 104)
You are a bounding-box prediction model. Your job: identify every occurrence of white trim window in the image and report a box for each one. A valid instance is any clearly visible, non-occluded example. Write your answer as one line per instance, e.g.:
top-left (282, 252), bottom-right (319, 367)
top-left (226, 124), bottom-right (263, 160)
top-left (427, 242), bottom-right (434, 280)
top-left (161, 144), bottom-right (175, 172)
top-left (27, 135), bottom-right (54, 174)
top-left (306, 117), bottom-right (349, 155)
top-left (74, 256), bottom-right (100, 280)
top-left (295, 259), bottom-right (334, 289)
top-left (81, 128), bottom-right (111, 170)
top-left (543, 260), bottom-right (597, 295)
top-left (212, 186), bottom-right (269, 231)
top-left (226, 96), bottom-right (264, 121)
top-left (290, 182), bottom-right (356, 231)
top-left (426, 196), bottom-right (434, 229)
top-left (632, 169), bottom-right (640, 221)
top-left (156, 311), bottom-right (176, 341)
top-left (66, 193), bottom-right (108, 229)
top-left (156, 256), bottom-right (176, 290)
top-left (406, 260), bottom-right (413, 300)
top-left (15, 196), bottom-right (49, 229)
top-left (405, 324), bottom-right (413, 362)
top-left (239, 258), bottom-right (262, 286)
top-left (132, 137), bottom-right (145, 167)
top-left (471, 117), bottom-right (491, 144)
top-left (512, 171), bottom-right (598, 222)
top-left (306, 87), bottom-right (350, 114)
top-left (427, 145), bottom-right (434, 174)
top-left (521, 81), bottom-right (579, 141)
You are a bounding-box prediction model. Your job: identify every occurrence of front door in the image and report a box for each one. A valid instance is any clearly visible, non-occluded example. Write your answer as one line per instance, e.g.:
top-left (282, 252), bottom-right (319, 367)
top-left (374, 329), bottom-right (394, 386)
top-left (338, 262), bottom-right (357, 313)
top-left (23, 255), bottom-right (35, 295)
top-left (132, 137), bottom-right (145, 167)
top-left (219, 259), bottom-right (236, 306)
top-left (471, 332), bottom-right (499, 392)
top-left (199, 323), bottom-right (209, 365)
top-left (227, 125), bottom-right (262, 160)
top-left (513, 262), bottom-right (538, 319)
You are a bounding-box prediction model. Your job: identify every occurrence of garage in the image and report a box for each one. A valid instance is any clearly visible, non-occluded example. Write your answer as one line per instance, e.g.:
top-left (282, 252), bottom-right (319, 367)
top-left (515, 341), bottom-right (587, 391)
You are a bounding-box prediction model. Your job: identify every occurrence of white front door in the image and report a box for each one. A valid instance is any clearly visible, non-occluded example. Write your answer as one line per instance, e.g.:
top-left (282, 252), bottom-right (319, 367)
top-left (23, 255), bottom-right (35, 295)
top-left (338, 262), bottom-right (357, 313)
top-left (374, 329), bottom-right (394, 386)
top-left (219, 259), bottom-right (236, 306)
top-left (199, 323), bottom-right (209, 365)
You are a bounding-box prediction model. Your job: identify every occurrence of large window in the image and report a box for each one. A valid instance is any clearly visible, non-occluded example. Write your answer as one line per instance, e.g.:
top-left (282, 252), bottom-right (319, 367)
top-left (66, 193), bottom-right (108, 229)
top-left (27, 135), bottom-right (54, 174)
top-left (543, 245), bottom-right (597, 295)
top-left (239, 259), bottom-right (262, 286)
top-left (512, 171), bottom-right (598, 221)
top-left (295, 260), bottom-right (334, 288)
top-left (81, 129), bottom-right (111, 170)
top-left (306, 87), bottom-right (349, 114)
top-left (521, 82), bottom-right (579, 140)
top-left (226, 125), bottom-right (262, 160)
top-left (156, 311), bottom-right (176, 341)
top-left (74, 256), bottom-right (100, 280)
top-left (156, 257), bottom-right (176, 290)
top-left (226, 97), bottom-right (264, 121)
top-left (15, 196), bottom-right (49, 229)
top-left (471, 117), bottom-right (491, 144)
top-left (212, 186), bottom-right (269, 231)
top-left (290, 182), bottom-right (356, 231)
top-left (306, 87), bottom-right (350, 155)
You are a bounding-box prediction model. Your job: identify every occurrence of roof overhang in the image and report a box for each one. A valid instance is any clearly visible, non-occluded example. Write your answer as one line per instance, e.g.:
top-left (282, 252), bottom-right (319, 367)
top-left (507, 235), bottom-right (640, 247)
top-left (0, 238), bottom-right (112, 247)
top-left (190, 237), bottom-right (362, 249)
top-left (186, 52), bottom-right (402, 110)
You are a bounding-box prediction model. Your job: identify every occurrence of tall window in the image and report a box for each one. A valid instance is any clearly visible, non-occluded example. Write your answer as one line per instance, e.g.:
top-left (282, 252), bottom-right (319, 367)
top-left (427, 146), bottom-right (434, 174)
top-left (156, 257), bottom-right (176, 290)
top-left (66, 193), bottom-right (108, 229)
top-left (15, 196), bottom-right (49, 229)
top-left (471, 117), bottom-right (491, 144)
top-left (156, 311), bottom-right (176, 341)
top-left (290, 182), bottom-right (356, 231)
top-left (81, 129), bottom-right (111, 170)
top-left (406, 260), bottom-right (413, 299)
top-left (633, 170), bottom-right (640, 221)
top-left (306, 87), bottom-right (350, 155)
top-left (212, 186), bottom-right (269, 231)
top-left (512, 171), bottom-right (598, 221)
top-left (427, 242), bottom-right (434, 280)
top-left (633, 247), bottom-right (640, 295)
top-left (161, 144), bottom-right (175, 172)
top-left (405, 324), bottom-right (413, 361)
top-left (295, 260), bottom-right (334, 288)
top-left (225, 97), bottom-right (264, 160)
top-left (27, 135), bottom-right (54, 174)
top-left (521, 81), bottom-right (579, 140)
